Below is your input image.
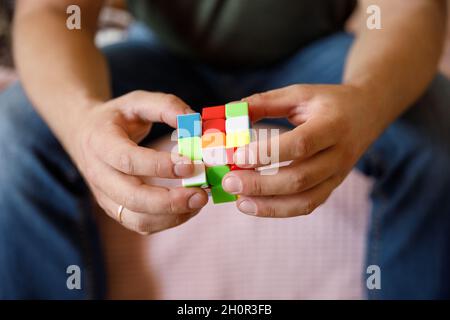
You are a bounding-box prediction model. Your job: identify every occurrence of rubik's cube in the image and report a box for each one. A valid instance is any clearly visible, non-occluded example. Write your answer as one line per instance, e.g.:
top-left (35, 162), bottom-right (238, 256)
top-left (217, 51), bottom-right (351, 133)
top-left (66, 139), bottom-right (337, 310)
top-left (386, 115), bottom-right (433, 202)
top-left (176, 102), bottom-right (251, 204)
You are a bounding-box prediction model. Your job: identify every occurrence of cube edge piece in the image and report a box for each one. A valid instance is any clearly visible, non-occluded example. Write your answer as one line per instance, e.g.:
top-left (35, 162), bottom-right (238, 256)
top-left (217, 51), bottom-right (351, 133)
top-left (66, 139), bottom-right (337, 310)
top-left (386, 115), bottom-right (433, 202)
top-left (178, 136), bottom-right (202, 161)
top-left (202, 105), bottom-right (225, 120)
top-left (203, 118), bottom-right (226, 133)
top-left (206, 165), bottom-right (230, 186)
top-left (211, 185), bottom-right (237, 204)
top-left (226, 130), bottom-right (251, 148)
top-left (225, 115), bottom-right (250, 133)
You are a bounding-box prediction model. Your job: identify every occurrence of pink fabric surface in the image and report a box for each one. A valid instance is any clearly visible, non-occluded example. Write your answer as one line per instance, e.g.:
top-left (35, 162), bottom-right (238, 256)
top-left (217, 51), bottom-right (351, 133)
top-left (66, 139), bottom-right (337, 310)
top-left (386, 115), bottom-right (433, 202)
top-left (98, 134), bottom-right (372, 300)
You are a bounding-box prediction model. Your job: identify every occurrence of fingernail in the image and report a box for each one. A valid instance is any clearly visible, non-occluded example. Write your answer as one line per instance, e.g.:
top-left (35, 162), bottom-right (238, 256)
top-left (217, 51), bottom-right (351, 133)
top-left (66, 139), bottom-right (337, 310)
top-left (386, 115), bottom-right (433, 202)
top-left (174, 164), bottom-right (191, 177)
top-left (188, 193), bottom-right (205, 209)
top-left (222, 176), bottom-right (242, 194)
top-left (238, 200), bottom-right (257, 215)
top-left (173, 158), bottom-right (192, 177)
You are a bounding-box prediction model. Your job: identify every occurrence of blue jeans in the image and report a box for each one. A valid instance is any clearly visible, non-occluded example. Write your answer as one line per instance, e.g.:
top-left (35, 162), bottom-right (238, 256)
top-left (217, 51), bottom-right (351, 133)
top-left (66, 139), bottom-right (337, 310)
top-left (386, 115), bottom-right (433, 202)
top-left (1, 28), bottom-right (450, 299)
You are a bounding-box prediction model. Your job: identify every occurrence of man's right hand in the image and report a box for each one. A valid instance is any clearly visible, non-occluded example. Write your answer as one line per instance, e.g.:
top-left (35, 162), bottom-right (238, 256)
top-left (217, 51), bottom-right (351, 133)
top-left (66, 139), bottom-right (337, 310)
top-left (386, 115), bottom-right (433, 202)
top-left (71, 91), bottom-right (208, 235)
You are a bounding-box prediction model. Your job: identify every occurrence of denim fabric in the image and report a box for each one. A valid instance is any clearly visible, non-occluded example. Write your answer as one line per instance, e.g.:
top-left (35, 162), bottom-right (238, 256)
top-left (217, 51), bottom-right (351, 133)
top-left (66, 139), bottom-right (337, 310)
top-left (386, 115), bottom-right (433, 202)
top-left (1, 27), bottom-right (449, 299)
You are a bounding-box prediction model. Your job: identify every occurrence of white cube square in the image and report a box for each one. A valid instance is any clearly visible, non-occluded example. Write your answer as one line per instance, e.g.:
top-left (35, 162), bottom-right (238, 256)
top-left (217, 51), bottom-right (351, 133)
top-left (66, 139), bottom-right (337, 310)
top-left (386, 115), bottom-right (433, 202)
top-left (182, 161), bottom-right (208, 188)
top-left (225, 116), bottom-right (250, 133)
top-left (202, 147), bottom-right (228, 166)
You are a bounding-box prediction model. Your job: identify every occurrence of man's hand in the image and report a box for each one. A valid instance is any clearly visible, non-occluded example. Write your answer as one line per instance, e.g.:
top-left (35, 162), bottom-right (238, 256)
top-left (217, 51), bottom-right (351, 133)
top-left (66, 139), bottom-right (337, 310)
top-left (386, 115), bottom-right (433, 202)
top-left (222, 84), bottom-right (384, 217)
top-left (222, 0), bottom-right (446, 218)
top-left (73, 91), bottom-right (208, 234)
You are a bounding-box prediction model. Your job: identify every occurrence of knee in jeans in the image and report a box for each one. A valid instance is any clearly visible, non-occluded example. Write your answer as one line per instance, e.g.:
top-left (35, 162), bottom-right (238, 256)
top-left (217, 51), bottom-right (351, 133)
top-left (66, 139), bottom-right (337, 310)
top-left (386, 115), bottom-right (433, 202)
top-left (398, 74), bottom-right (450, 164)
top-left (0, 84), bottom-right (47, 180)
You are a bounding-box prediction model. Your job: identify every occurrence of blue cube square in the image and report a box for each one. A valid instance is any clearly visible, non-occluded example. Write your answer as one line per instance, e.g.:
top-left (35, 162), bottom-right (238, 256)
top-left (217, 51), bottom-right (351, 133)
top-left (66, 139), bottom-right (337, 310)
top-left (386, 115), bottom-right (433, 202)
top-left (177, 113), bottom-right (201, 138)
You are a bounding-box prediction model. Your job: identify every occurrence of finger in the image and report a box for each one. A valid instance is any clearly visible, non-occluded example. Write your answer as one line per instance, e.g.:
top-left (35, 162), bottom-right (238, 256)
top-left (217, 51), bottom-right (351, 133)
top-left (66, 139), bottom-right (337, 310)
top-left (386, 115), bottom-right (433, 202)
top-left (91, 125), bottom-right (193, 177)
top-left (244, 85), bottom-right (314, 122)
top-left (223, 149), bottom-right (336, 196)
top-left (112, 90), bottom-right (194, 127)
top-left (125, 211), bottom-right (198, 235)
top-left (236, 176), bottom-right (342, 218)
top-left (277, 119), bottom-right (339, 162)
top-left (86, 154), bottom-right (208, 214)
top-left (234, 118), bottom-right (339, 168)
top-left (95, 189), bottom-right (198, 235)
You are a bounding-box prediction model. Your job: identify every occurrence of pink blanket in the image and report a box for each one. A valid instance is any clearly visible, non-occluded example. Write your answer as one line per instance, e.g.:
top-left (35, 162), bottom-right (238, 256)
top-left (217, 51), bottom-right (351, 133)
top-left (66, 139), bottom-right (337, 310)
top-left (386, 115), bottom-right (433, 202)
top-left (97, 136), bottom-right (372, 300)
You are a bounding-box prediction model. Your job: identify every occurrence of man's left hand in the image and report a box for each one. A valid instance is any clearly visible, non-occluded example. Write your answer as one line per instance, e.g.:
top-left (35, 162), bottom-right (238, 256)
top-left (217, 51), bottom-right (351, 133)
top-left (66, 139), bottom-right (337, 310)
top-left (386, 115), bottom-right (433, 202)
top-left (222, 84), bottom-right (385, 217)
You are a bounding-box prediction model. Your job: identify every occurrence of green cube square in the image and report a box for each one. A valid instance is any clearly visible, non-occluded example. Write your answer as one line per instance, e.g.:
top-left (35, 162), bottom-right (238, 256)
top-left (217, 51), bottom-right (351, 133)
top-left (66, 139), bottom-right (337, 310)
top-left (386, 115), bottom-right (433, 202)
top-left (225, 102), bottom-right (248, 118)
top-left (178, 137), bottom-right (202, 161)
top-left (211, 185), bottom-right (237, 204)
top-left (206, 165), bottom-right (230, 186)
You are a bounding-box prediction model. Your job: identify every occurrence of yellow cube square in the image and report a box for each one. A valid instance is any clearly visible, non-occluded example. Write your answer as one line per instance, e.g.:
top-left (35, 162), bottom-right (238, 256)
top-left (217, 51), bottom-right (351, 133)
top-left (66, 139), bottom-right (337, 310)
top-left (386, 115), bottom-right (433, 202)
top-left (226, 130), bottom-right (250, 148)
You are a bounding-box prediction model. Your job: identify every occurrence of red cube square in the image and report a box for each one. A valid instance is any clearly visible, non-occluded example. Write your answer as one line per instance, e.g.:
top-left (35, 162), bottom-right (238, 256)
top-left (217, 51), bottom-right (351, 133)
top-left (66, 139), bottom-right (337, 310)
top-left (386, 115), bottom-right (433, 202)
top-left (203, 119), bottom-right (225, 134)
top-left (226, 148), bottom-right (237, 164)
top-left (202, 105), bottom-right (225, 120)
top-left (230, 164), bottom-right (245, 171)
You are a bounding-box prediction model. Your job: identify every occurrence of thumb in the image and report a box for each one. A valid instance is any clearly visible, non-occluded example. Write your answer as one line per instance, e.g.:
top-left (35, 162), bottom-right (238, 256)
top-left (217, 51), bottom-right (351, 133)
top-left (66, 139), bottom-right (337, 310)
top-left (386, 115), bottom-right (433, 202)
top-left (113, 91), bottom-right (194, 128)
top-left (243, 85), bottom-right (313, 122)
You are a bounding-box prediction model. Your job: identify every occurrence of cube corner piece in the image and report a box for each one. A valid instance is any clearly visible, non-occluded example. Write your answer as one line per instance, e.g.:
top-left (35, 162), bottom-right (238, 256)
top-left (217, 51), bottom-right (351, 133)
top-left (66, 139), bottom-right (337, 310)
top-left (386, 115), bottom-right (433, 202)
top-left (182, 162), bottom-right (208, 188)
top-left (225, 101), bottom-right (248, 118)
top-left (177, 113), bottom-right (202, 138)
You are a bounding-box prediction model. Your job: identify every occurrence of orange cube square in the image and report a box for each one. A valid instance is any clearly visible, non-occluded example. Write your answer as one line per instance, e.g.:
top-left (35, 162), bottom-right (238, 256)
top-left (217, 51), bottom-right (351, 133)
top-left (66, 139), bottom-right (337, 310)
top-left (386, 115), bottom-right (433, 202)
top-left (202, 132), bottom-right (225, 148)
